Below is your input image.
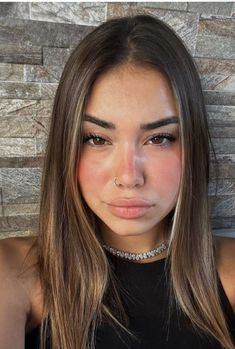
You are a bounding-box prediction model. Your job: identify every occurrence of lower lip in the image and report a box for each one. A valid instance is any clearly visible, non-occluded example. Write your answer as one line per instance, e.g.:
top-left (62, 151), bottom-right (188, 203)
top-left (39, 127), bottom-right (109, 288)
top-left (108, 205), bottom-right (151, 219)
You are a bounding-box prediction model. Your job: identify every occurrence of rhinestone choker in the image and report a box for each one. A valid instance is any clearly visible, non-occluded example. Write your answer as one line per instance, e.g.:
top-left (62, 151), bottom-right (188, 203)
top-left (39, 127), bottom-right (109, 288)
top-left (102, 240), bottom-right (169, 262)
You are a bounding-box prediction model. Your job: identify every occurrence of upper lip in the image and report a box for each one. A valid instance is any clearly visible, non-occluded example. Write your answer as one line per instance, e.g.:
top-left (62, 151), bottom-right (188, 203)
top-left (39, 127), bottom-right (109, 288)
top-left (108, 198), bottom-right (153, 207)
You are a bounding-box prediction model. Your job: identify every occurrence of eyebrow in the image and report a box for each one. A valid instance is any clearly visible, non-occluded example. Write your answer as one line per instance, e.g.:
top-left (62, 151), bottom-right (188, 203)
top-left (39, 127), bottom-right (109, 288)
top-left (83, 114), bottom-right (179, 130)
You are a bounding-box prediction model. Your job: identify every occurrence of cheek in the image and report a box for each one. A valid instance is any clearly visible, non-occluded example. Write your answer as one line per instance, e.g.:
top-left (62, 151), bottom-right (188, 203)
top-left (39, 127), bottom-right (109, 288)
top-left (150, 154), bottom-right (181, 194)
top-left (77, 154), bottom-right (111, 192)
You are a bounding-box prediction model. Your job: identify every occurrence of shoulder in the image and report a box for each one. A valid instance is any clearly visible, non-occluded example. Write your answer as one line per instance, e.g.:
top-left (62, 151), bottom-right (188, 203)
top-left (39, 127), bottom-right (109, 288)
top-left (0, 236), bottom-right (44, 332)
top-left (0, 235), bottom-right (37, 264)
top-left (214, 235), bottom-right (235, 313)
top-left (0, 235), bottom-right (38, 281)
top-left (214, 235), bottom-right (235, 268)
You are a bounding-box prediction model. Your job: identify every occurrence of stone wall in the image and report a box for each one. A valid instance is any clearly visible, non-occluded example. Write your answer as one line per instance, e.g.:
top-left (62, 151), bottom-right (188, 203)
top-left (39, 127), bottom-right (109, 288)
top-left (0, 2), bottom-right (234, 239)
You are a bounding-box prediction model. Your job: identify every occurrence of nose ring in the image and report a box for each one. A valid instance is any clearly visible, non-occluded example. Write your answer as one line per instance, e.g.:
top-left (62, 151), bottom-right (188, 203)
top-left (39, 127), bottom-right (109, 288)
top-left (114, 177), bottom-right (120, 187)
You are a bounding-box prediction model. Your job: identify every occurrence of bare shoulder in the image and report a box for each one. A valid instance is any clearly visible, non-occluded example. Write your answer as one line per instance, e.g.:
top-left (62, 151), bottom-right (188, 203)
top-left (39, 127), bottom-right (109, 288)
top-left (214, 235), bottom-right (235, 267)
top-left (0, 236), bottom-right (44, 333)
top-left (214, 235), bottom-right (235, 312)
top-left (0, 235), bottom-right (37, 265)
top-left (0, 236), bottom-right (38, 280)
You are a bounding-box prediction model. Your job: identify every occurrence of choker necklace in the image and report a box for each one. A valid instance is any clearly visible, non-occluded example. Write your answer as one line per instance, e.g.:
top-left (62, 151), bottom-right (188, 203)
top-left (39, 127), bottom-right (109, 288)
top-left (102, 240), bottom-right (169, 261)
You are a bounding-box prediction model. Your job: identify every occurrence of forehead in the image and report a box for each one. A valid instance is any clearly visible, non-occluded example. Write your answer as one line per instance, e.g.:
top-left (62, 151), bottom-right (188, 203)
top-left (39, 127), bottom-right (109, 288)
top-left (85, 65), bottom-right (178, 127)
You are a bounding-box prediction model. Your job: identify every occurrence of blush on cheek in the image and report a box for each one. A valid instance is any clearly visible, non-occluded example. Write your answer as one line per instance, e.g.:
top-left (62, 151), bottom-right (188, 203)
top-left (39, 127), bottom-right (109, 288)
top-left (77, 161), bottom-right (94, 187)
top-left (77, 157), bottom-right (111, 189)
top-left (155, 157), bottom-right (181, 192)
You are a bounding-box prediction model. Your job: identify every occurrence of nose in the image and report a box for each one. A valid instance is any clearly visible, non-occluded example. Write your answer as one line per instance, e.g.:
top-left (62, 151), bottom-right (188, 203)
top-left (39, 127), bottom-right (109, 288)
top-left (113, 145), bottom-right (145, 189)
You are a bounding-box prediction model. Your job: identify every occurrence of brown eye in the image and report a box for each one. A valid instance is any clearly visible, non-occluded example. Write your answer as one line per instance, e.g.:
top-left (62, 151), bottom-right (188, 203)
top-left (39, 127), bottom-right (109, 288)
top-left (149, 136), bottom-right (165, 145)
top-left (91, 136), bottom-right (106, 146)
top-left (83, 133), bottom-right (110, 146)
top-left (146, 133), bottom-right (176, 146)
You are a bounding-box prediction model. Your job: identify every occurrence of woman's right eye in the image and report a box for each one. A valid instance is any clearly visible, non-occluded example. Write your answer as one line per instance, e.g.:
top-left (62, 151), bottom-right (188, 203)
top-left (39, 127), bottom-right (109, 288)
top-left (83, 133), bottom-right (110, 146)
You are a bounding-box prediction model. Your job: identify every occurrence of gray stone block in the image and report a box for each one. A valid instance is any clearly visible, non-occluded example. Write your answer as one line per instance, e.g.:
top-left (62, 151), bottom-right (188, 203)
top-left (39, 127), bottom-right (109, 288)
top-left (24, 65), bottom-right (59, 83)
top-left (0, 115), bottom-right (50, 138)
top-left (209, 126), bottom-right (235, 138)
top-left (201, 74), bottom-right (234, 92)
top-left (36, 138), bottom-right (48, 156)
top-left (199, 17), bottom-right (235, 37)
top-left (138, 2), bottom-right (187, 11)
top-left (0, 44), bottom-right (42, 65)
top-left (213, 230), bottom-right (235, 237)
top-left (0, 99), bottom-right (52, 140)
top-left (0, 230), bottom-right (37, 239)
top-left (0, 63), bottom-right (24, 81)
top-left (211, 75), bottom-right (235, 92)
top-left (210, 155), bottom-right (235, 179)
top-left (195, 58), bottom-right (235, 75)
top-left (231, 2), bottom-right (235, 16)
top-left (0, 98), bottom-right (52, 138)
top-left (0, 82), bottom-right (41, 99)
top-left (0, 138), bottom-right (35, 157)
top-left (43, 47), bottom-right (72, 67)
top-left (25, 47), bottom-right (73, 83)
top-left (187, 2), bottom-right (233, 16)
top-left (215, 153), bottom-right (235, 163)
top-left (107, 2), bottom-right (143, 18)
top-left (0, 157), bottom-right (44, 168)
top-left (0, 99), bottom-right (53, 120)
top-left (0, 17), bottom-right (94, 48)
top-left (40, 83), bottom-right (58, 99)
top-left (30, 2), bottom-right (106, 25)
top-left (211, 216), bottom-right (235, 230)
top-left (206, 105), bottom-right (235, 126)
top-left (209, 179), bottom-right (235, 196)
top-left (211, 138), bottom-right (235, 154)
top-left (1, 168), bottom-right (41, 204)
top-left (0, 214), bottom-right (39, 232)
top-left (0, 188), bottom-right (2, 218)
top-left (2, 203), bottom-right (39, 216)
top-left (0, 3), bottom-right (30, 19)
top-left (195, 35), bottom-right (235, 60)
top-left (210, 195), bottom-right (235, 217)
top-left (204, 91), bottom-right (235, 106)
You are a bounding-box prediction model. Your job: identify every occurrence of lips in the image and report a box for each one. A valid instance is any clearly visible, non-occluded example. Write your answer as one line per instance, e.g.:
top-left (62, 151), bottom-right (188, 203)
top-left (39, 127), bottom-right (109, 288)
top-left (107, 198), bottom-right (153, 219)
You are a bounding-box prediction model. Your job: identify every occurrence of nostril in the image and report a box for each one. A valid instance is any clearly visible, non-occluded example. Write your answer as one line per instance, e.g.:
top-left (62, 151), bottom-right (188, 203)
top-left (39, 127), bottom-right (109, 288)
top-left (113, 174), bottom-right (145, 189)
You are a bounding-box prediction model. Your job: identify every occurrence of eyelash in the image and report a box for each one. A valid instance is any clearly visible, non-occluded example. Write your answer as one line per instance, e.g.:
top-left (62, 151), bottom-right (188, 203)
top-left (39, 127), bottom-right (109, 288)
top-left (83, 132), bottom-right (176, 147)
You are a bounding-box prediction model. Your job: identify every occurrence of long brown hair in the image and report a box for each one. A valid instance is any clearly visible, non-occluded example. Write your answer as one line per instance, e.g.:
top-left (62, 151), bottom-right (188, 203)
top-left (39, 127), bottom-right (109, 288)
top-left (30, 14), bottom-right (234, 349)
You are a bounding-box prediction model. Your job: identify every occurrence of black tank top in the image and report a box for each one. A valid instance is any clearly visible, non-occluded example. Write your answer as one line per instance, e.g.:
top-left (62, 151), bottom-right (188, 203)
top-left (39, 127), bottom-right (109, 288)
top-left (25, 253), bottom-right (235, 348)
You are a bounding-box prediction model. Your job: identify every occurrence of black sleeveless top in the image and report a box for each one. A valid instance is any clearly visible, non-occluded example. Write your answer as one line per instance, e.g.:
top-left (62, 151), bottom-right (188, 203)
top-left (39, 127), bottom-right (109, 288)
top-left (25, 253), bottom-right (235, 348)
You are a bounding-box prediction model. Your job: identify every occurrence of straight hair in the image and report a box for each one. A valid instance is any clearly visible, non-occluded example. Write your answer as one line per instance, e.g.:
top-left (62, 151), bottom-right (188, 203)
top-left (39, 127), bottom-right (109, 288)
top-left (25, 14), bottom-right (234, 349)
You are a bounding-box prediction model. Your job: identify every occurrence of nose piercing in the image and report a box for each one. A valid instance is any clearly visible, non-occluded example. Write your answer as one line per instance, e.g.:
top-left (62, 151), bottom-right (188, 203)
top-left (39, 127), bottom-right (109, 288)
top-left (114, 177), bottom-right (120, 187)
top-left (114, 177), bottom-right (140, 188)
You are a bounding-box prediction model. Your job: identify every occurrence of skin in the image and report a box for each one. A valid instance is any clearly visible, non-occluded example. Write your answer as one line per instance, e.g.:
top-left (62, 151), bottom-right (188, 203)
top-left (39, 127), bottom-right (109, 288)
top-left (0, 66), bottom-right (234, 345)
top-left (0, 236), bottom-right (235, 345)
top-left (78, 64), bottom-right (181, 260)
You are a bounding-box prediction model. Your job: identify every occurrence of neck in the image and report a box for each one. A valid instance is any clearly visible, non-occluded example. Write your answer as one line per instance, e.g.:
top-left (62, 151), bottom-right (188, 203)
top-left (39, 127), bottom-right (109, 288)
top-left (103, 241), bottom-right (169, 264)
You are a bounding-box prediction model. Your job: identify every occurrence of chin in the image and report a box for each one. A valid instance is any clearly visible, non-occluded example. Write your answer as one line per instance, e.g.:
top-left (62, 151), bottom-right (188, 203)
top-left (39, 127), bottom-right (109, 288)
top-left (104, 221), bottom-right (159, 237)
top-left (114, 231), bottom-right (144, 237)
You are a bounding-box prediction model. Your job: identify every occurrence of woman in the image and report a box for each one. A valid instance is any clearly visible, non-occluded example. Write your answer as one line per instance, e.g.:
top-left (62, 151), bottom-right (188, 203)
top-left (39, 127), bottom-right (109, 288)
top-left (0, 14), bottom-right (234, 349)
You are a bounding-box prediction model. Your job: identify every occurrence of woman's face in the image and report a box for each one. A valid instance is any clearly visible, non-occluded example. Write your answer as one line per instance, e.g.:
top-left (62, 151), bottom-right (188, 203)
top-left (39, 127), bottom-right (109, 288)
top-left (78, 65), bottom-right (181, 250)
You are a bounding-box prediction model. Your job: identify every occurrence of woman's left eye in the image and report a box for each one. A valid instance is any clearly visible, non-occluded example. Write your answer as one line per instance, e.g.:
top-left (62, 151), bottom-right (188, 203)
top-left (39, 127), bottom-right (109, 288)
top-left (145, 133), bottom-right (176, 146)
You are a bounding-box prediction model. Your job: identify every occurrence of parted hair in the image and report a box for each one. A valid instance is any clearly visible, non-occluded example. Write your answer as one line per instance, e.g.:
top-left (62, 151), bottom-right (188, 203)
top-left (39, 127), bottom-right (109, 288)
top-left (26, 14), bottom-right (234, 349)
